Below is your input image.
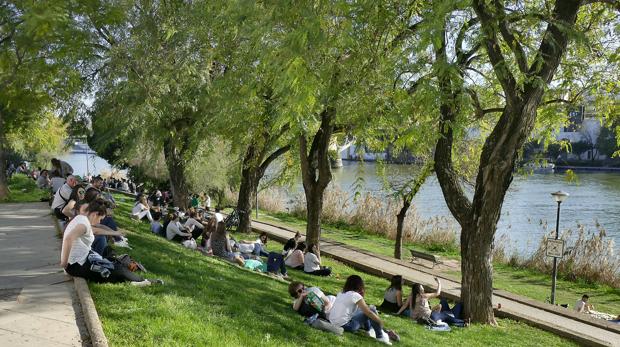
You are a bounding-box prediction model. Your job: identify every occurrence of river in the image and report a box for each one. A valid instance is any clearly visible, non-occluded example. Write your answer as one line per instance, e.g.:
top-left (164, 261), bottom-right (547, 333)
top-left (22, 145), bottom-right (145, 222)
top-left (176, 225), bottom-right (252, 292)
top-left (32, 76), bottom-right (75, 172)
top-left (59, 152), bottom-right (619, 256)
top-left (328, 161), bottom-right (620, 255)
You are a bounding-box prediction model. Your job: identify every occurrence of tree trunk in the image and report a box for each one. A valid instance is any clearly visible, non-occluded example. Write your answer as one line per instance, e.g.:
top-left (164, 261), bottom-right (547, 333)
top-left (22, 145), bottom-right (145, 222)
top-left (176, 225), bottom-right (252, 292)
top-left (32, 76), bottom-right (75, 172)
top-left (236, 146), bottom-right (259, 233)
top-left (300, 107), bottom-right (334, 255)
top-left (394, 201), bottom-right (410, 259)
top-left (163, 139), bottom-right (190, 210)
top-left (0, 113), bottom-right (9, 200)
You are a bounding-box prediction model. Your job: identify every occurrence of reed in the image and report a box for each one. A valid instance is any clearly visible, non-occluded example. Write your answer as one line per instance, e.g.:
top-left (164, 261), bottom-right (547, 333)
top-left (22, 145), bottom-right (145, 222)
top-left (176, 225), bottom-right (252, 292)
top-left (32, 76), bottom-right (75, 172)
top-left (493, 223), bottom-right (620, 288)
top-left (280, 186), bottom-right (458, 252)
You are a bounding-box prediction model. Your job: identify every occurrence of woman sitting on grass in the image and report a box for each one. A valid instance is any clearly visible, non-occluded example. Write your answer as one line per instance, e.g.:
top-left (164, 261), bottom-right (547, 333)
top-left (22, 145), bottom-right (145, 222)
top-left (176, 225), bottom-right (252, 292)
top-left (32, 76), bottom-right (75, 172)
top-left (210, 220), bottom-right (245, 266)
top-left (131, 195), bottom-right (154, 222)
top-left (165, 213), bottom-right (192, 242)
top-left (61, 185), bottom-right (86, 219)
top-left (285, 242), bottom-right (305, 270)
top-left (379, 275), bottom-right (405, 315)
top-left (328, 275), bottom-right (396, 345)
top-left (400, 278), bottom-right (465, 326)
top-left (60, 198), bottom-right (161, 286)
top-left (288, 281), bottom-right (335, 319)
top-left (304, 244), bottom-right (331, 276)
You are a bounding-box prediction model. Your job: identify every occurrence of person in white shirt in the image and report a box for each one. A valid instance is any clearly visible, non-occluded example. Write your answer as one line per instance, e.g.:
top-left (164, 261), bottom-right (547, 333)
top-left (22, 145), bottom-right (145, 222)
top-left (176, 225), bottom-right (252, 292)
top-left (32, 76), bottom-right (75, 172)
top-left (304, 244), bottom-right (331, 276)
top-left (51, 175), bottom-right (78, 220)
top-left (131, 196), bottom-right (154, 222)
top-left (328, 275), bottom-right (393, 344)
top-left (61, 198), bottom-right (154, 285)
top-left (575, 294), bottom-right (594, 313)
top-left (36, 169), bottom-right (51, 189)
top-left (184, 211), bottom-right (207, 239)
top-left (285, 242), bottom-right (305, 270)
top-left (166, 213), bottom-right (192, 241)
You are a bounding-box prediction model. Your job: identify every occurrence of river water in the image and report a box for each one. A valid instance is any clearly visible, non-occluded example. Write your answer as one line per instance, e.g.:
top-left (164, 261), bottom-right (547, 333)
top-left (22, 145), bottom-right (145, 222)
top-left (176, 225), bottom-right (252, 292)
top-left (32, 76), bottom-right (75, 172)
top-left (328, 161), bottom-right (620, 255)
top-left (59, 152), bottom-right (619, 256)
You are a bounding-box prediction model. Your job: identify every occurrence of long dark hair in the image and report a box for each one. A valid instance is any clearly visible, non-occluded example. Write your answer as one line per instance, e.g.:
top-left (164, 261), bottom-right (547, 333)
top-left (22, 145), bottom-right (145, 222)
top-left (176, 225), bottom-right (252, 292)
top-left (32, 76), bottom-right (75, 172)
top-left (343, 275), bottom-right (365, 296)
top-left (295, 241), bottom-right (306, 251)
top-left (388, 275), bottom-right (403, 291)
top-left (411, 283), bottom-right (422, 301)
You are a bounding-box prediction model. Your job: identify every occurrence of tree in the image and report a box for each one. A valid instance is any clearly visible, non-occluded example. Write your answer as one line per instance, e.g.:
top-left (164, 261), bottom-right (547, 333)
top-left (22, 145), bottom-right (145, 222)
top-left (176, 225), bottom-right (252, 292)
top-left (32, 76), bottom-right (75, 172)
top-left (421, 0), bottom-right (619, 323)
top-left (0, 1), bottom-right (90, 199)
top-left (257, 0), bottom-right (424, 253)
top-left (597, 122), bottom-right (620, 158)
top-left (88, 1), bottom-right (235, 209)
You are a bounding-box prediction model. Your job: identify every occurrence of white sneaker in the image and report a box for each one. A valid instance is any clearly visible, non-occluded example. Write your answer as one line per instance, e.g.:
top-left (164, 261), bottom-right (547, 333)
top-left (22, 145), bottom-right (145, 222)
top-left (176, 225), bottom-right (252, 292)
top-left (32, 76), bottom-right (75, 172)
top-left (377, 332), bottom-right (392, 345)
top-left (366, 329), bottom-right (376, 338)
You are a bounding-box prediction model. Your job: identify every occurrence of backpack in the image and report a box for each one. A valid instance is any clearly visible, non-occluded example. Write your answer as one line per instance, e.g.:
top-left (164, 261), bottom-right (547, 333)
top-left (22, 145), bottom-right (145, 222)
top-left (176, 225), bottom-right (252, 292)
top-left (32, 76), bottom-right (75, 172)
top-left (266, 252), bottom-right (284, 273)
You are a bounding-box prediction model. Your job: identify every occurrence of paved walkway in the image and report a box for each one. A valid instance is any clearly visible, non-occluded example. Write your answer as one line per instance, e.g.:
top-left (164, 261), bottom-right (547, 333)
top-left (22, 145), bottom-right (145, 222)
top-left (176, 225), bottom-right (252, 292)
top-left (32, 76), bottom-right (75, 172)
top-left (0, 203), bottom-right (87, 346)
top-left (251, 219), bottom-right (620, 347)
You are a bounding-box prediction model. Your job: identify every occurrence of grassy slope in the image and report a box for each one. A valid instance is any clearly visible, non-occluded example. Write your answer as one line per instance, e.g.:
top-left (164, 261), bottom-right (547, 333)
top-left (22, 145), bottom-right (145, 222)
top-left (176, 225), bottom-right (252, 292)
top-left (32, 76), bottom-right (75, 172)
top-left (2, 174), bottom-right (49, 203)
top-left (88, 195), bottom-right (575, 347)
top-left (255, 210), bottom-right (620, 314)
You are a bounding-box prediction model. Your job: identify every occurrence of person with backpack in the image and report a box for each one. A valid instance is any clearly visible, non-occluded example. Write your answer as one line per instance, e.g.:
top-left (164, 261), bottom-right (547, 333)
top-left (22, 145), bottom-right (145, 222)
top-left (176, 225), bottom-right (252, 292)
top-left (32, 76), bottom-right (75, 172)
top-left (51, 175), bottom-right (78, 221)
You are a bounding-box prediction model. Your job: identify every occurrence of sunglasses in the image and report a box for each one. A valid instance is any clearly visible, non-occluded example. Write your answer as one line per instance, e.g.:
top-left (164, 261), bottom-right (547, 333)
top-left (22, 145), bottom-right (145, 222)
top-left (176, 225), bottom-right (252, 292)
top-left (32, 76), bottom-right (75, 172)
top-left (296, 286), bottom-right (305, 293)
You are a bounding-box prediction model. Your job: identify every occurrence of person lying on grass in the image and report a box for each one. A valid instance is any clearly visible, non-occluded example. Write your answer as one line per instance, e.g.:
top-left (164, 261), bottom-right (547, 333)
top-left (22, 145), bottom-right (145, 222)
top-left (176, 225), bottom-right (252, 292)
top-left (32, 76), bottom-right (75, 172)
top-left (304, 244), bottom-right (331, 276)
top-left (60, 198), bottom-right (162, 286)
top-left (210, 220), bottom-right (245, 266)
top-left (379, 275), bottom-right (405, 315)
top-left (328, 275), bottom-right (398, 345)
top-left (399, 278), bottom-right (465, 327)
top-left (288, 281), bottom-right (335, 320)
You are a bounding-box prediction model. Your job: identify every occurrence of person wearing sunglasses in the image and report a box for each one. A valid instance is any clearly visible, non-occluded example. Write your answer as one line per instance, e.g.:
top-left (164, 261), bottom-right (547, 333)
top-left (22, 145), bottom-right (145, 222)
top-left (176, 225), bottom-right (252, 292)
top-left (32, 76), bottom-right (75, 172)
top-left (61, 185), bottom-right (86, 219)
top-left (288, 281), bottom-right (335, 319)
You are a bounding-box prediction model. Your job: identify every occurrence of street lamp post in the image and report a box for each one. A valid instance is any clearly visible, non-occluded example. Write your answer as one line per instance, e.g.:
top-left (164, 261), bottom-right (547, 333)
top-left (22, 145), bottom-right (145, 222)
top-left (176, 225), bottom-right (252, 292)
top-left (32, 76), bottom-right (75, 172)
top-left (550, 191), bottom-right (569, 305)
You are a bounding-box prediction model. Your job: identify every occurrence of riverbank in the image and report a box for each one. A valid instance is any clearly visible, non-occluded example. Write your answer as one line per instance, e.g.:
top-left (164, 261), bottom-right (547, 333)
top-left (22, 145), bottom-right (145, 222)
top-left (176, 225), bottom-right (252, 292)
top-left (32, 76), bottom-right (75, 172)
top-left (251, 209), bottom-right (620, 314)
top-left (89, 195), bottom-right (577, 346)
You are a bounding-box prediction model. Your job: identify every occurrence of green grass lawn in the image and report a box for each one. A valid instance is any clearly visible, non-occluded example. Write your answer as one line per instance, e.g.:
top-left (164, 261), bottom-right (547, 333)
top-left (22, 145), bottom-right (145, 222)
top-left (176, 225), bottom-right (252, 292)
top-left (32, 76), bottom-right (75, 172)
top-left (89, 195), bottom-right (576, 346)
top-left (254, 210), bottom-right (620, 314)
top-left (2, 174), bottom-right (49, 203)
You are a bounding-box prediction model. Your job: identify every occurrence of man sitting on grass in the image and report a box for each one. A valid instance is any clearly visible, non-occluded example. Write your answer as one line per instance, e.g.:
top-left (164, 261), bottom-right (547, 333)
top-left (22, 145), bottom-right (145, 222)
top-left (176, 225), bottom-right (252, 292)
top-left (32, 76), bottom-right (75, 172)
top-left (575, 294), bottom-right (594, 314)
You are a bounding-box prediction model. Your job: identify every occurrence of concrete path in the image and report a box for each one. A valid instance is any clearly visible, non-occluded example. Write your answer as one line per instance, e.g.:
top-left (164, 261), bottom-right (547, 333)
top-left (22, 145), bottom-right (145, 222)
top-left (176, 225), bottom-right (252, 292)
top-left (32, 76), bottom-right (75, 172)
top-left (251, 219), bottom-right (620, 347)
top-left (0, 203), bottom-right (87, 346)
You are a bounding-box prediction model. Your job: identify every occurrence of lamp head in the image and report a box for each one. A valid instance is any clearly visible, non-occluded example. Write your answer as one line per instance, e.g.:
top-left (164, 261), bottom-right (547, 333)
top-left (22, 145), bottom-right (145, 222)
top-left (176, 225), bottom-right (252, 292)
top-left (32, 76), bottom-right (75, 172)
top-left (551, 191), bottom-right (569, 203)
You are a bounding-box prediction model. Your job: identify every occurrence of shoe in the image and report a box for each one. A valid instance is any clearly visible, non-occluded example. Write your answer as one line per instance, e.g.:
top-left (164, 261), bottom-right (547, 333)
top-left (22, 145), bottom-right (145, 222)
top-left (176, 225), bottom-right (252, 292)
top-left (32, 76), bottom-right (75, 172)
top-left (386, 329), bottom-right (400, 342)
top-left (377, 332), bottom-right (392, 345)
top-left (366, 329), bottom-right (376, 338)
top-left (147, 279), bottom-right (164, 285)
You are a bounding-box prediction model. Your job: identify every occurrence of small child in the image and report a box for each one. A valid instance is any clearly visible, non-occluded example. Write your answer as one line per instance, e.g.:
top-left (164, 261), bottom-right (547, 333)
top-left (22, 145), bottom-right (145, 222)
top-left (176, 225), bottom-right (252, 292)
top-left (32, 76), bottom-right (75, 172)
top-left (150, 214), bottom-right (163, 237)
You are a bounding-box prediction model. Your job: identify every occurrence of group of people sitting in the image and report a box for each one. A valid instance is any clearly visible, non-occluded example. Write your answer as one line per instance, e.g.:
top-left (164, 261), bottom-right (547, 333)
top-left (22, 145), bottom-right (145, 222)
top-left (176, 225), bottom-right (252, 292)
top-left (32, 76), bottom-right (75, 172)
top-left (287, 274), bottom-right (467, 344)
top-left (54, 174), bottom-right (163, 286)
top-left (55, 178), bottom-right (469, 345)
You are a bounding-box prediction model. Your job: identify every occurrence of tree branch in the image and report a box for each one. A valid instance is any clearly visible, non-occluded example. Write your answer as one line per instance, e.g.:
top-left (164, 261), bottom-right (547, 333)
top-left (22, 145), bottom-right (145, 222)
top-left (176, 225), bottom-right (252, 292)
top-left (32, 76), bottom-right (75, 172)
top-left (472, 0), bottom-right (519, 104)
top-left (494, 0), bottom-right (529, 73)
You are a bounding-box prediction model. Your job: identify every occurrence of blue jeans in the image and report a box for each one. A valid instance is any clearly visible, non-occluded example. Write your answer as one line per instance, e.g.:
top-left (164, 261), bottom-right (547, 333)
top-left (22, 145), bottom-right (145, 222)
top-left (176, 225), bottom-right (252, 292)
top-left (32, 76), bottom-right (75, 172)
top-left (430, 298), bottom-right (465, 326)
top-left (91, 235), bottom-right (107, 255)
top-left (342, 306), bottom-right (383, 338)
top-left (252, 244), bottom-right (269, 257)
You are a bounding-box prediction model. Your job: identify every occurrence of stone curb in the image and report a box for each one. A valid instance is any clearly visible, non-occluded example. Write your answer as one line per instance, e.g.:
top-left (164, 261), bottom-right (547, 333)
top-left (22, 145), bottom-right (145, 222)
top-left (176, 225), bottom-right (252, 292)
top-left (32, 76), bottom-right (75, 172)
top-left (74, 278), bottom-right (108, 347)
